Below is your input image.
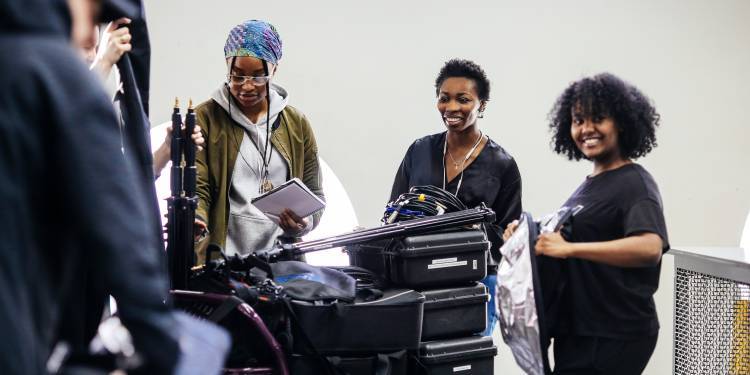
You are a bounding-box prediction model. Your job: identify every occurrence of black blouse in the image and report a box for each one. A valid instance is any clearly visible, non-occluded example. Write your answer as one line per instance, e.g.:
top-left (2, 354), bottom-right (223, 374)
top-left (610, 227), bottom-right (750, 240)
top-left (389, 132), bottom-right (523, 263)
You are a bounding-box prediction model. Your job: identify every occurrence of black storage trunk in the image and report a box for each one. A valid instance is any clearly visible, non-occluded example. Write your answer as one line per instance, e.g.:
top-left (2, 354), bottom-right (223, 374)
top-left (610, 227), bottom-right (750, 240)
top-left (421, 282), bottom-right (489, 340)
top-left (291, 288), bottom-right (425, 355)
top-left (388, 230), bottom-right (489, 288)
top-left (413, 336), bottom-right (497, 375)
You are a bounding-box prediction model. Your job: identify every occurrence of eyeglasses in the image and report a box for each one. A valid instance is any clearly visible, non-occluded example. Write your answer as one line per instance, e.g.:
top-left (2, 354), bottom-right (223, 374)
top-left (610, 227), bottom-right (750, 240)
top-left (227, 74), bottom-right (271, 86)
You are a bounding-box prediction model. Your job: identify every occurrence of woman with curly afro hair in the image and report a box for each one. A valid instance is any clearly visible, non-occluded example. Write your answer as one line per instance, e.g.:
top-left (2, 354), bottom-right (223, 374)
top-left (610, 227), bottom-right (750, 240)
top-left (390, 58), bottom-right (522, 337)
top-left (505, 73), bottom-right (669, 374)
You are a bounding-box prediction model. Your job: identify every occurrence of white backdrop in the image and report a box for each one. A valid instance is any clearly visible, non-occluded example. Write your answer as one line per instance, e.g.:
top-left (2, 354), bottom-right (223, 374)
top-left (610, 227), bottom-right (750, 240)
top-left (144, 1), bottom-right (750, 373)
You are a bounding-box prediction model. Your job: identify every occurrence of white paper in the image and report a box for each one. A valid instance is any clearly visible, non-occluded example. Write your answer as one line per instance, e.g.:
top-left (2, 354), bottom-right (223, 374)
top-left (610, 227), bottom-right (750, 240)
top-left (251, 178), bottom-right (325, 224)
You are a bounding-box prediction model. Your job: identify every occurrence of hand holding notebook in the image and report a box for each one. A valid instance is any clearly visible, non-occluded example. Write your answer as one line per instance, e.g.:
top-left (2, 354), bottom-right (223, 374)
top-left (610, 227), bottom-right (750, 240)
top-left (251, 178), bottom-right (326, 224)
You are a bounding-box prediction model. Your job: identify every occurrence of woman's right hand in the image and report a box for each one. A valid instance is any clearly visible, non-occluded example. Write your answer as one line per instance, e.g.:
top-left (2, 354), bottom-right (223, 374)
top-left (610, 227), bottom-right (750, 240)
top-left (278, 209), bottom-right (309, 236)
top-left (502, 219), bottom-right (519, 242)
top-left (100, 18), bottom-right (132, 66)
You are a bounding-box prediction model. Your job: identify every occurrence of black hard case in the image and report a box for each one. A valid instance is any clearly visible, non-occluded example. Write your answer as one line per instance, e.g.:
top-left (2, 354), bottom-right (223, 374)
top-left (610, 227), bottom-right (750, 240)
top-left (413, 336), bottom-right (497, 375)
top-left (348, 230), bottom-right (489, 288)
top-left (290, 288), bottom-right (425, 355)
top-left (388, 230), bottom-right (489, 288)
top-left (421, 282), bottom-right (489, 340)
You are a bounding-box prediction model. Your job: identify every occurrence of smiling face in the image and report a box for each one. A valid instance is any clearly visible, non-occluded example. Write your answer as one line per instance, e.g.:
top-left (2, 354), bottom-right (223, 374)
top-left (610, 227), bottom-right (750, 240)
top-left (226, 56), bottom-right (276, 113)
top-left (437, 77), bottom-right (485, 132)
top-left (570, 105), bottom-right (622, 163)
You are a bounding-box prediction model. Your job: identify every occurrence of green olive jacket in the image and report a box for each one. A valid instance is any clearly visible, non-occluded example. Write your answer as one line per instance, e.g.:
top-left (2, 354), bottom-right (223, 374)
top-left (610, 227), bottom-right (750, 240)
top-left (194, 99), bottom-right (324, 262)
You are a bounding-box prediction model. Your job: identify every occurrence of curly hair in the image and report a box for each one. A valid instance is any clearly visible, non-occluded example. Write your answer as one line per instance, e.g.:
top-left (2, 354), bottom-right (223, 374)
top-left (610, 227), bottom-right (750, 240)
top-left (548, 73), bottom-right (660, 161)
top-left (435, 59), bottom-right (490, 102)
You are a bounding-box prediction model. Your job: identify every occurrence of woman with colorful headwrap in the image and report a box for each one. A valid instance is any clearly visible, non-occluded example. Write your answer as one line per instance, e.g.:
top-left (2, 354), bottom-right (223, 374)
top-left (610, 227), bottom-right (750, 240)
top-left (193, 20), bottom-right (324, 262)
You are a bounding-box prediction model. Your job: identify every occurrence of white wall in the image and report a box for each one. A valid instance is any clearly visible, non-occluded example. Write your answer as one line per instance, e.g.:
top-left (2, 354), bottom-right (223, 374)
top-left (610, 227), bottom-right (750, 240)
top-left (145, 1), bottom-right (750, 373)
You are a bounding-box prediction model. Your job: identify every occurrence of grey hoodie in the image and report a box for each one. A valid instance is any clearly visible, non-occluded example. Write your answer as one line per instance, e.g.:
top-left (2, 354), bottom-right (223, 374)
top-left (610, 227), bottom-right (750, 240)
top-left (211, 83), bottom-right (292, 255)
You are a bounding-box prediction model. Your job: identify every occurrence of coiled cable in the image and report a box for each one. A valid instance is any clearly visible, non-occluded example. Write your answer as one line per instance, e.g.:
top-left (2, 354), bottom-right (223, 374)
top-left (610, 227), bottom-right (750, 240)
top-left (382, 185), bottom-right (467, 224)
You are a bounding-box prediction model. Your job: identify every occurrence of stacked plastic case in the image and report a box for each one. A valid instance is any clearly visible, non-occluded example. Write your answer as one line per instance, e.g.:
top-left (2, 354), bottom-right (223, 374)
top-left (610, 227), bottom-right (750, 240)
top-left (349, 229), bottom-right (498, 375)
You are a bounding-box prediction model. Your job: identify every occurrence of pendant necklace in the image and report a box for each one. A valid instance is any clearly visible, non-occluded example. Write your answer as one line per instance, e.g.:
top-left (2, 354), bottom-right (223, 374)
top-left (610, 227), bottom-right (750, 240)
top-left (226, 81), bottom-right (276, 194)
top-left (255, 122), bottom-right (274, 193)
top-left (442, 131), bottom-right (483, 195)
top-left (257, 113), bottom-right (282, 193)
top-left (228, 106), bottom-right (275, 194)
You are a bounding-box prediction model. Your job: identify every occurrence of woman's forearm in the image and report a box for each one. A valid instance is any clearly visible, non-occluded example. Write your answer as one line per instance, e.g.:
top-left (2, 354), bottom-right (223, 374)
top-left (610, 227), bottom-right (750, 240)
top-left (152, 141), bottom-right (170, 178)
top-left (567, 233), bottom-right (663, 267)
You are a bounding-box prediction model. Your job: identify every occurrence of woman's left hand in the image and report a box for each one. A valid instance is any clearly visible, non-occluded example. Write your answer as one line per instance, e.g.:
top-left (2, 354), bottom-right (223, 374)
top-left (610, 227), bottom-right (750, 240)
top-left (278, 209), bottom-right (309, 236)
top-left (191, 125), bottom-right (205, 151)
top-left (535, 232), bottom-right (572, 258)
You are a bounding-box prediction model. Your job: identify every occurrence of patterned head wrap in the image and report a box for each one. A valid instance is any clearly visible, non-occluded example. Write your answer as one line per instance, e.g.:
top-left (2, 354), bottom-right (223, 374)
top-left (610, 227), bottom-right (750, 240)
top-left (224, 20), bottom-right (282, 64)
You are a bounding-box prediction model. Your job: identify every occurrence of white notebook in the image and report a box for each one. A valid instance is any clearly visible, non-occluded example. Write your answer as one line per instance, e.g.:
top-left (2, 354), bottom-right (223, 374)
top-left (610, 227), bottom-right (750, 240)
top-left (251, 178), bottom-right (326, 223)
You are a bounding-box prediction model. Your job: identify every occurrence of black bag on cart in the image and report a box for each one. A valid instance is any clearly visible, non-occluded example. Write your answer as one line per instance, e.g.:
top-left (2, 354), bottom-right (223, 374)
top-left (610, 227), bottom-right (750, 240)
top-left (185, 248), bottom-right (359, 371)
top-left (412, 335), bottom-right (497, 375)
top-left (290, 288), bottom-right (425, 355)
top-left (420, 282), bottom-right (489, 340)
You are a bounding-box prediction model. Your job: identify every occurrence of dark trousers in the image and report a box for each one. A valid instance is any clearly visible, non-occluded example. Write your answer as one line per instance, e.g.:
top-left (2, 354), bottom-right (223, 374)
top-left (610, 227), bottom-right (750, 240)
top-left (553, 334), bottom-right (658, 375)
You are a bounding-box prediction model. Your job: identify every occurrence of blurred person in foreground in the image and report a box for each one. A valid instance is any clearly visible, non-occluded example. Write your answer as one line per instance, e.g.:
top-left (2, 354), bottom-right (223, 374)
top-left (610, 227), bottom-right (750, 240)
top-left (79, 17), bottom-right (204, 177)
top-left (0, 0), bottom-right (182, 372)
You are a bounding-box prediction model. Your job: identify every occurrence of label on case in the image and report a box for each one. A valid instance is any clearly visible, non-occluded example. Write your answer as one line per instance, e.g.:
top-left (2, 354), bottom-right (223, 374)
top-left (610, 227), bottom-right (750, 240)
top-left (433, 257), bottom-right (458, 264)
top-left (453, 364), bottom-right (472, 372)
top-left (427, 260), bottom-right (467, 269)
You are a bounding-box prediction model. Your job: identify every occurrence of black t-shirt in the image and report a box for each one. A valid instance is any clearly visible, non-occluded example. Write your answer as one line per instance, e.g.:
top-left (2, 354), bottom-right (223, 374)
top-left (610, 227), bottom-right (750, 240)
top-left (556, 163), bottom-right (669, 339)
top-left (389, 132), bottom-right (523, 263)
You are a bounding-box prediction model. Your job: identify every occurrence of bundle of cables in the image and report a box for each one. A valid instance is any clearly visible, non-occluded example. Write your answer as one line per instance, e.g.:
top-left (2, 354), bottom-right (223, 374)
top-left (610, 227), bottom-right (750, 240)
top-left (382, 185), bottom-right (467, 224)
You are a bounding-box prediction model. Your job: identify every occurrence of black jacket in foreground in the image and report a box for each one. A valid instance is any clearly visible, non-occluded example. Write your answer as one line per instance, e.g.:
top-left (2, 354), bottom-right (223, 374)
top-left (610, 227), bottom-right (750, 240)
top-left (0, 0), bottom-right (177, 372)
top-left (390, 132), bottom-right (523, 264)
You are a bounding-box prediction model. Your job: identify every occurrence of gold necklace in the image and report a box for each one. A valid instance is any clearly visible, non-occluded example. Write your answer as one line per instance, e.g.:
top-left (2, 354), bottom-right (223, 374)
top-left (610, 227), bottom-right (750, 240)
top-left (445, 131), bottom-right (483, 170)
top-left (446, 148), bottom-right (462, 170)
top-left (442, 131), bottom-right (484, 195)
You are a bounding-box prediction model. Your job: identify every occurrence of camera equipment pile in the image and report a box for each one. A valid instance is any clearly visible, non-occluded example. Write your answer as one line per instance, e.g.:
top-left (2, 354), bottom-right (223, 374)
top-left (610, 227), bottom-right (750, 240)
top-left (347, 186), bottom-right (499, 374)
top-left (168, 121), bottom-right (501, 374)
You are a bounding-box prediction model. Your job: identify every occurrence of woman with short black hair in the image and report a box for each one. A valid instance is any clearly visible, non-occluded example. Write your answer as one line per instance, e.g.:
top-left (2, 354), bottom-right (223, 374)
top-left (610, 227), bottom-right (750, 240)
top-left (507, 72), bottom-right (668, 374)
top-left (391, 58), bottom-right (523, 336)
